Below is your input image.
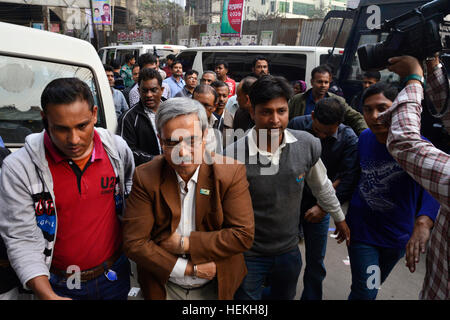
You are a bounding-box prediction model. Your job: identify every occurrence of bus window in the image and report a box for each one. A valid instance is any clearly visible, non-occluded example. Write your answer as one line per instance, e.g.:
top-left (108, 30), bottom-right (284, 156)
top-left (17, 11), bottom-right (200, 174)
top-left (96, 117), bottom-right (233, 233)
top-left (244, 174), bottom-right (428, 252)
top-left (0, 55), bottom-right (103, 147)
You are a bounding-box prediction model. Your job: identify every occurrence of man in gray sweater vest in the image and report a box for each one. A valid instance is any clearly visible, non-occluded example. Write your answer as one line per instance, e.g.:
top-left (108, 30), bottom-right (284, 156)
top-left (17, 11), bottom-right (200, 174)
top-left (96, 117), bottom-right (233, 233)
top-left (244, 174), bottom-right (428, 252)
top-left (224, 75), bottom-right (350, 300)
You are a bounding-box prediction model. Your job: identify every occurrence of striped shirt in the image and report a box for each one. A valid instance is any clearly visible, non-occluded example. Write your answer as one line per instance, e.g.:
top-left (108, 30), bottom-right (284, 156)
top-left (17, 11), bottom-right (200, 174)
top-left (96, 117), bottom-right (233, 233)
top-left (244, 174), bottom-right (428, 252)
top-left (379, 65), bottom-right (449, 300)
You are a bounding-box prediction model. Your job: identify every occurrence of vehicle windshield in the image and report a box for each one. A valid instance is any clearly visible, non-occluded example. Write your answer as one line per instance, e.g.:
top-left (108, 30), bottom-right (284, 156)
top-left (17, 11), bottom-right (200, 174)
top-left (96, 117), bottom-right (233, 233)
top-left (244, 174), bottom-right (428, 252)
top-left (0, 55), bottom-right (100, 147)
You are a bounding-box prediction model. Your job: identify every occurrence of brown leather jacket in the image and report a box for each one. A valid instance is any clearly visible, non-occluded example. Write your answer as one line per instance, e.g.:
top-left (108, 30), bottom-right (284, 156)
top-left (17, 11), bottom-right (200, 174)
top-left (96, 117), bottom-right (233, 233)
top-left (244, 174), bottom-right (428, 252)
top-left (122, 154), bottom-right (255, 299)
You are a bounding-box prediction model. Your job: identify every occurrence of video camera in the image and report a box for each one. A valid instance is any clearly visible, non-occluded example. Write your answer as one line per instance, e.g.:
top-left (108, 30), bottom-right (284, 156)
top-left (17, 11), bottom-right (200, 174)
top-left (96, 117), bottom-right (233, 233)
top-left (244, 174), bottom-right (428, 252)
top-left (358, 0), bottom-right (450, 71)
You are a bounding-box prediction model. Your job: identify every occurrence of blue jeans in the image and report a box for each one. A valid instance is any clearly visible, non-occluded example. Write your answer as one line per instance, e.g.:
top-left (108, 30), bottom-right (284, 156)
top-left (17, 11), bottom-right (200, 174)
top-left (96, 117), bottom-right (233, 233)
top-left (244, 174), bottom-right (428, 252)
top-left (234, 247), bottom-right (302, 300)
top-left (347, 241), bottom-right (405, 300)
top-left (300, 213), bottom-right (330, 300)
top-left (50, 254), bottom-right (131, 300)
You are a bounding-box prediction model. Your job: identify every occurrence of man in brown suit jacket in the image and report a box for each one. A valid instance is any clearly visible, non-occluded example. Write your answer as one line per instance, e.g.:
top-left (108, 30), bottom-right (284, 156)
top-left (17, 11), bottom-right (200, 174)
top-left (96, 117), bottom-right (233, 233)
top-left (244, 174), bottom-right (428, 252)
top-left (122, 97), bottom-right (254, 300)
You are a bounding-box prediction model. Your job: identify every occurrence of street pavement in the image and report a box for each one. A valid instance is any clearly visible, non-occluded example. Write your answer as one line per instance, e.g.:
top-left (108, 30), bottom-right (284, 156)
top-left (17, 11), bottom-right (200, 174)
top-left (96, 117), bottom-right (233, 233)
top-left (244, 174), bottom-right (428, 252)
top-left (294, 221), bottom-right (426, 300)
top-left (128, 222), bottom-right (426, 300)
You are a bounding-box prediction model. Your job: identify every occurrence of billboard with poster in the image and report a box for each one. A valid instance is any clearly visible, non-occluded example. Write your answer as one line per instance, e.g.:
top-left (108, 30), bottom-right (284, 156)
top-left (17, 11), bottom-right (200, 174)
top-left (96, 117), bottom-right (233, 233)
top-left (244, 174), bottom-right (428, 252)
top-left (92, 0), bottom-right (112, 25)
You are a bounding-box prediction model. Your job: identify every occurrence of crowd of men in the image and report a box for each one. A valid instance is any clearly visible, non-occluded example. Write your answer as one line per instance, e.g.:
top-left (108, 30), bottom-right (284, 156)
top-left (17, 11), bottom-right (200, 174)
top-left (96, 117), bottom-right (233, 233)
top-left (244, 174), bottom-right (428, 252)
top-left (0, 51), bottom-right (448, 301)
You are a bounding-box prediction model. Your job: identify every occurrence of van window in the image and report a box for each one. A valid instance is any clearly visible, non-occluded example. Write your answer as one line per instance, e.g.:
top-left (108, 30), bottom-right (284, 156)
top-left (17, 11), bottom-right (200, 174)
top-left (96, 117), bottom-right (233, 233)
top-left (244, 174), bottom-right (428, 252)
top-left (177, 51), bottom-right (197, 72)
top-left (320, 53), bottom-right (342, 76)
top-left (201, 52), bottom-right (306, 83)
top-left (115, 49), bottom-right (139, 66)
top-left (0, 55), bottom-right (104, 147)
top-left (150, 49), bottom-right (178, 60)
top-left (105, 48), bottom-right (116, 66)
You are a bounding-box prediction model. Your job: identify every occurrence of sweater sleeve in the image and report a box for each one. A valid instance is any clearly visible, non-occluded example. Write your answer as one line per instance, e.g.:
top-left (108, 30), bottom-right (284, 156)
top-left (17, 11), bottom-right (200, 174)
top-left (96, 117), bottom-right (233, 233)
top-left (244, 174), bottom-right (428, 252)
top-left (305, 158), bottom-right (346, 223)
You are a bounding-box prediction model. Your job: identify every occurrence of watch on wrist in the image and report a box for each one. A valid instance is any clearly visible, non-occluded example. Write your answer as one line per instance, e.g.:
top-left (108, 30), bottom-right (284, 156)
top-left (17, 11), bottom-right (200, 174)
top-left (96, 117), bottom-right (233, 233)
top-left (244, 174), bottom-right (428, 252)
top-left (403, 74), bottom-right (425, 87)
top-left (193, 264), bottom-right (197, 278)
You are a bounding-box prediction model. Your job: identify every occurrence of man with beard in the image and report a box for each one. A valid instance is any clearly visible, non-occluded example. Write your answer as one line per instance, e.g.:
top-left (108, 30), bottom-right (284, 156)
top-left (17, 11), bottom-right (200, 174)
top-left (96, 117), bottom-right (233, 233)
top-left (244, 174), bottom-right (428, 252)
top-left (163, 60), bottom-right (185, 98)
top-left (211, 80), bottom-right (230, 132)
top-left (251, 56), bottom-right (270, 78)
top-left (118, 68), bottom-right (164, 166)
top-left (289, 65), bottom-right (367, 136)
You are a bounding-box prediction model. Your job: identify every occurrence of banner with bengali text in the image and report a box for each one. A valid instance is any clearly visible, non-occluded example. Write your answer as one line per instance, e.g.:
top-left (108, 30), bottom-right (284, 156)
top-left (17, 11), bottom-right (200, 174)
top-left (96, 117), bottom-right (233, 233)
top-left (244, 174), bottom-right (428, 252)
top-left (220, 0), bottom-right (245, 37)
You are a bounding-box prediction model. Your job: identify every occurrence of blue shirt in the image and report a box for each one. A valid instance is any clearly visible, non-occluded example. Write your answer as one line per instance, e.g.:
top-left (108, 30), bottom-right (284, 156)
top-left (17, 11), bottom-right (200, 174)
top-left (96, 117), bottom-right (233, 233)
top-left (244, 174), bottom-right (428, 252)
top-left (304, 91), bottom-right (316, 115)
top-left (163, 76), bottom-right (185, 98)
top-left (288, 115), bottom-right (359, 205)
top-left (346, 129), bottom-right (439, 249)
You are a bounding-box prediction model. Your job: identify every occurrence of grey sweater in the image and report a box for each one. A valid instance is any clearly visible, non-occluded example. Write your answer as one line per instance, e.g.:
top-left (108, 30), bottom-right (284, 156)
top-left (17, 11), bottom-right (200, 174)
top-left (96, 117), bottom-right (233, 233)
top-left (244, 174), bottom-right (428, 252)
top-left (0, 128), bottom-right (134, 288)
top-left (224, 128), bottom-right (344, 256)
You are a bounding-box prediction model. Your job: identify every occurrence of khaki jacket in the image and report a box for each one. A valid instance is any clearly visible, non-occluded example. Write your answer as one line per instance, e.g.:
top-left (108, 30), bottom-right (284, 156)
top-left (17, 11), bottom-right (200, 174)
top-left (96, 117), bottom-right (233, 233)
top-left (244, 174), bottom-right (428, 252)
top-left (288, 89), bottom-right (368, 135)
top-left (122, 154), bottom-right (255, 300)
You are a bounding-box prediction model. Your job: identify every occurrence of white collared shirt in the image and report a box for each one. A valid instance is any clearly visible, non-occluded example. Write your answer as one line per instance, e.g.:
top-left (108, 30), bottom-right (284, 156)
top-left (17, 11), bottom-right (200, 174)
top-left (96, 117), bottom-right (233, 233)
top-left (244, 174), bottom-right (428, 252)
top-left (247, 127), bottom-right (298, 165)
top-left (205, 114), bottom-right (222, 153)
top-left (168, 166), bottom-right (210, 288)
top-left (143, 107), bottom-right (162, 153)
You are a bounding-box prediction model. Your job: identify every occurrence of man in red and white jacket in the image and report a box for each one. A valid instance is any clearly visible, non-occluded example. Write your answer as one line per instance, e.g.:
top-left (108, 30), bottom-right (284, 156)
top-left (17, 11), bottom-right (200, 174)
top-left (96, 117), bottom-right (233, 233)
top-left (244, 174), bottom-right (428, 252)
top-left (215, 60), bottom-right (236, 98)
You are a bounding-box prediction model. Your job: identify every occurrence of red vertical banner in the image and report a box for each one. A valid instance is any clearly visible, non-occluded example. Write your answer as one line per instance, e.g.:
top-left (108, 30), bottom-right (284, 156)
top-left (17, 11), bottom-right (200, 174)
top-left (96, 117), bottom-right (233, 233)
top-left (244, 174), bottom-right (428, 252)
top-left (221, 0), bottom-right (245, 37)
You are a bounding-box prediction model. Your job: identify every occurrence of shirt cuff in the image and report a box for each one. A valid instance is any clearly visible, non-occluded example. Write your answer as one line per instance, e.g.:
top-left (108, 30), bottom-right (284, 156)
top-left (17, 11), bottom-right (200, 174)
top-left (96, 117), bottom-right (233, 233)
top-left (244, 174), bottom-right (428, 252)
top-left (169, 258), bottom-right (188, 279)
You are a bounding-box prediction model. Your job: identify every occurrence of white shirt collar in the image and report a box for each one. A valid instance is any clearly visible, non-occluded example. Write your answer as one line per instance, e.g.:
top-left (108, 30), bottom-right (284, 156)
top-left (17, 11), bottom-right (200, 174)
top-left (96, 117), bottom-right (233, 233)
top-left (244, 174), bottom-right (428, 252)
top-left (208, 113), bottom-right (219, 128)
top-left (247, 127), bottom-right (297, 158)
top-left (175, 165), bottom-right (200, 189)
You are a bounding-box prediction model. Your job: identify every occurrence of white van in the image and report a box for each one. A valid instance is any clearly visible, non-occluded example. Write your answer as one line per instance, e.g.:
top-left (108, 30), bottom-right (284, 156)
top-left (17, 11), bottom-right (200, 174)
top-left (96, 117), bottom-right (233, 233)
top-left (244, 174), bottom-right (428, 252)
top-left (0, 22), bottom-right (117, 150)
top-left (177, 46), bottom-right (343, 85)
top-left (98, 44), bottom-right (187, 66)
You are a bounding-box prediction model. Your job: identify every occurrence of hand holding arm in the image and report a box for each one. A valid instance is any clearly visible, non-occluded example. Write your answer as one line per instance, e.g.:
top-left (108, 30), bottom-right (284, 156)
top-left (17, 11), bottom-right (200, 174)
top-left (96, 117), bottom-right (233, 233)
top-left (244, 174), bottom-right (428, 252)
top-left (159, 232), bottom-right (190, 255)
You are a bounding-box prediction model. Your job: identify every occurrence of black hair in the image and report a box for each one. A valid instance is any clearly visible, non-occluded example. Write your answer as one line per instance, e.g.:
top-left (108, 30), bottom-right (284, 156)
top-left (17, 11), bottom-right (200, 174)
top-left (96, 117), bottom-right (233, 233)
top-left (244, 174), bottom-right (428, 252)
top-left (166, 54), bottom-right (176, 61)
top-left (311, 65), bottom-right (332, 79)
top-left (239, 76), bottom-right (257, 95)
top-left (211, 80), bottom-right (229, 91)
top-left (138, 53), bottom-right (158, 69)
top-left (41, 78), bottom-right (94, 115)
top-left (124, 53), bottom-right (135, 64)
top-left (363, 71), bottom-right (381, 81)
top-left (362, 81), bottom-right (399, 104)
top-left (111, 59), bottom-right (121, 70)
top-left (132, 64), bottom-right (140, 71)
top-left (252, 56), bottom-right (269, 68)
top-left (184, 69), bottom-right (199, 78)
top-left (193, 84), bottom-right (219, 104)
top-left (170, 60), bottom-right (183, 69)
top-left (138, 68), bottom-right (163, 87)
top-left (314, 97), bottom-right (345, 125)
top-left (214, 60), bottom-right (229, 70)
top-left (249, 75), bottom-right (293, 107)
top-left (104, 64), bottom-right (114, 73)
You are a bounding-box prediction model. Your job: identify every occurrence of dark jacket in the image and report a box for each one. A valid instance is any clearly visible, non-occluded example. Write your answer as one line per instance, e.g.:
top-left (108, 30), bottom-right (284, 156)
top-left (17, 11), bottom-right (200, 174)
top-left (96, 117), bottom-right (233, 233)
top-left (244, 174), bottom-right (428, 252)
top-left (118, 102), bottom-right (161, 166)
top-left (288, 89), bottom-right (368, 136)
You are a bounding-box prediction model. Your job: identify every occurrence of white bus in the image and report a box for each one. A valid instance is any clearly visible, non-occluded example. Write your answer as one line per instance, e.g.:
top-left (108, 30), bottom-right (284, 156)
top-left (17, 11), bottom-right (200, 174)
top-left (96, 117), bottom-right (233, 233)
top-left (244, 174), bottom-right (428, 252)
top-left (98, 44), bottom-right (187, 66)
top-left (177, 45), bottom-right (344, 85)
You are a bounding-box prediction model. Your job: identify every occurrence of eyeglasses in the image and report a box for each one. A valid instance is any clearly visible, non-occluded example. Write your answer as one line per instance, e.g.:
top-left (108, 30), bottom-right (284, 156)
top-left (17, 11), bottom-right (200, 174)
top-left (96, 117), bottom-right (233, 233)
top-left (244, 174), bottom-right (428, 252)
top-left (162, 136), bottom-right (203, 149)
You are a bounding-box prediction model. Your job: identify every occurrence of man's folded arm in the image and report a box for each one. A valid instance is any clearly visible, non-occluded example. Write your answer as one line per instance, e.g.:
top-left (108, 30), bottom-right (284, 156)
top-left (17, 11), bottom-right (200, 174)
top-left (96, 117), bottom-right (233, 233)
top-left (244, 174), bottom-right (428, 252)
top-left (189, 164), bottom-right (255, 264)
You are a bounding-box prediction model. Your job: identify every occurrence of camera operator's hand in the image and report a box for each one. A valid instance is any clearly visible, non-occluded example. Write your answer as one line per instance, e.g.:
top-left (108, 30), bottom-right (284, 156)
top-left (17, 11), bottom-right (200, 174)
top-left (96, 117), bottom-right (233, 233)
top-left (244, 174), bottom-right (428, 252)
top-left (426, 53), bottom-right (440, 74)
top-left (388, 56), bottom-right (423, 78)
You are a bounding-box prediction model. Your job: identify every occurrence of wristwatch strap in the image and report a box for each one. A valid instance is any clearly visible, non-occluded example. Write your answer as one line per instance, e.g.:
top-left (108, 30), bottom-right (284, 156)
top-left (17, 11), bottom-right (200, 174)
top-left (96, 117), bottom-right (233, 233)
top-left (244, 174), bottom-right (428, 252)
top-left (403, 74), bottom-right (426, 87)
